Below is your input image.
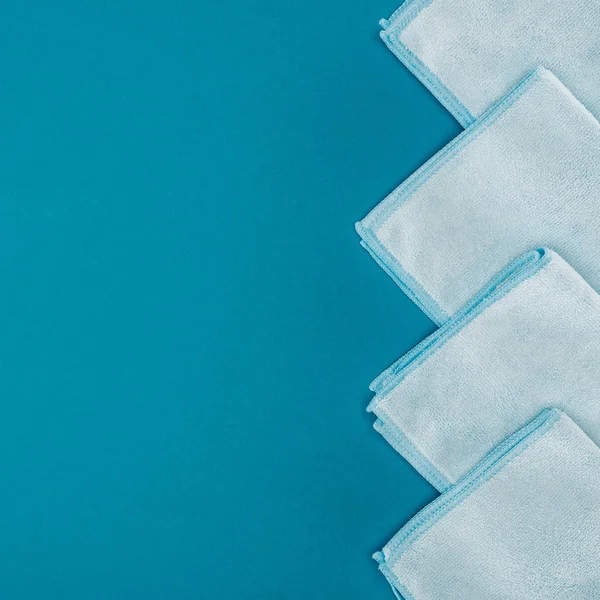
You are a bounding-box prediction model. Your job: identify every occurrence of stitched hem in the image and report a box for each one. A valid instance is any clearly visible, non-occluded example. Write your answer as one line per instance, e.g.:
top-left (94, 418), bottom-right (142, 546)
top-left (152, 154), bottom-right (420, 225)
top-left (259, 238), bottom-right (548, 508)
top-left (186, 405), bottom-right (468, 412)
top-left (356, 67), bottom-right (554, 323)
top-left (374, 418), bottom-right (451, 491)
top-left (379, 0), bottom-right (475, 127)
top-left (368, 248), bottom-right (549, 396)
top-left (367, 249), bottom-right (552, 494)
top-left (375, 408), bottom-right (563, 599)
top-left (357, 232), bottom-right (448, 325)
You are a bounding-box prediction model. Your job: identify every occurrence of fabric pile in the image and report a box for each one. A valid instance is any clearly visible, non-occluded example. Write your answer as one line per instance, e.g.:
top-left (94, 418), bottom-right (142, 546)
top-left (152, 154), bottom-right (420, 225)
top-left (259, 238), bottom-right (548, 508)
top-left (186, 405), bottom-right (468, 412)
top-left (359, 1), bottom-right (600, 597)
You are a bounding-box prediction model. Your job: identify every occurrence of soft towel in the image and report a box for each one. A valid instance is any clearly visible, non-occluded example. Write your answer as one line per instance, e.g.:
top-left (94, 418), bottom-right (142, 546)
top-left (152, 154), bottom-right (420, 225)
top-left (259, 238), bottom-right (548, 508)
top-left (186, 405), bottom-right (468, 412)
top-left (369, 249), bottom-right (600, 490)
top-left (376, 409), bottom-right (600, 600)
top-left (380, 0), bottom-right (600, 127)
top-left (357, 67), bottom-right (600, 324)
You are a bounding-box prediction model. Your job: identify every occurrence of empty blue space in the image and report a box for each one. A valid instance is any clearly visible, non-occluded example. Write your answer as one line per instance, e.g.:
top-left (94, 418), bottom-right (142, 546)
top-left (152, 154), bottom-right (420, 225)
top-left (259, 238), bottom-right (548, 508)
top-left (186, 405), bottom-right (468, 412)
top-left (0, 1), bottom-right (460, 597)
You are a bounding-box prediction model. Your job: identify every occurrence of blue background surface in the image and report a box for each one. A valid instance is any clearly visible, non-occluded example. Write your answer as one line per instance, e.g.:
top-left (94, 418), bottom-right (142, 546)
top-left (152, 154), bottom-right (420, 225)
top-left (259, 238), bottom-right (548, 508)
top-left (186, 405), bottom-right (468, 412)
top-left (0, 1), bottom-right (461, 598)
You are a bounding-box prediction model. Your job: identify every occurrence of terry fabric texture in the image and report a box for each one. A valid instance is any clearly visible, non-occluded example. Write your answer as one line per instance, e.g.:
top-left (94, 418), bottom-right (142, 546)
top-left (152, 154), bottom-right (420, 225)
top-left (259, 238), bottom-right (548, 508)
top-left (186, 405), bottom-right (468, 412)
top-left (368, 249), bottom-right (600, 491)
top-left (356, 67), bottom-right (600, 324)
top-left (377, 409), bottom-right (600, 600)
top-left (380, 0), bottom-right (600, 127)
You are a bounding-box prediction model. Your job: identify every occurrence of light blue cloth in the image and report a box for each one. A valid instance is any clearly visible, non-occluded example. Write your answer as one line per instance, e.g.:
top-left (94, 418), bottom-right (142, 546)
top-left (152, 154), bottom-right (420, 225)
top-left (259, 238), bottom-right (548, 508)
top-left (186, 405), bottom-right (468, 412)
top-left (376, 409), bottom-right (600, 600)
top-left (369, 249), bottom-right (600, 490)
top-left (380, 0), bottom-right (600, 127)
top-left (357, 67), bottom-right (600, 324)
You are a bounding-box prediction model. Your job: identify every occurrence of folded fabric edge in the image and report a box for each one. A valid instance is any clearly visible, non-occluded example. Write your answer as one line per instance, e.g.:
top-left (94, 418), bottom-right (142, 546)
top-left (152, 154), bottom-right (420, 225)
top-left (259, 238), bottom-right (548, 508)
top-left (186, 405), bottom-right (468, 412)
top-left (362, 65), bottom-right (554, 232)
top-left (358, 237), bottom-right (448, 325)
top-left (374, 559), bottom-right (416, 600)
top-left (367, 249), bottom-right (551, 493)
top-left (374, 418), bottom-right (451, 491)
top-left (374, 408), bottom-right (564, 598)
top-left (379, 0), bottom-right (475, 127)
top-left (356, 66), bottom-right (554, 321)
top-left (368, 248), bottom-right (550, 399)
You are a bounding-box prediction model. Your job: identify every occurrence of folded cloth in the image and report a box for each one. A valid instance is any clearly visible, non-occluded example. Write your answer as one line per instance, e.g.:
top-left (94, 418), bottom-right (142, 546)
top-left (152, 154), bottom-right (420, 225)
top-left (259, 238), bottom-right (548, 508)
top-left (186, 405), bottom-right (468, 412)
top-left (369, 248), bottom-right (600, 491)
top-left (376, 409), bottom-right (600, 600)
top-left (380, 0), bottom-right (600, 127)
top-left (357, 67), bottom-right (600, 324)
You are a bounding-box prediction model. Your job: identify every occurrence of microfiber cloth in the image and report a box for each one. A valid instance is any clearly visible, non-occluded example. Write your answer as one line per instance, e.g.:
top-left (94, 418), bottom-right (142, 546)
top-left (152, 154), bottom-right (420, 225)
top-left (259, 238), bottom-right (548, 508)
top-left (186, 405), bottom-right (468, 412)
top-left (380, 0), bottom-right (600, 127)
top-left (368, 248), bottom-right (600, 491)
top-left (376, 409), bottom-right (600, 600)
top-left (356, 67), bottom-right (600, 324)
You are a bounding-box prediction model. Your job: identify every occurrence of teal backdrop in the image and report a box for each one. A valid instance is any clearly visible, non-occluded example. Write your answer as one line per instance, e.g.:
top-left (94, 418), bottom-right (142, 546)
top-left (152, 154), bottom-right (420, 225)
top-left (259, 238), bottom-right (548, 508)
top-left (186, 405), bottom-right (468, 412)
top-left (0, 1), bottom-right (461, 598)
